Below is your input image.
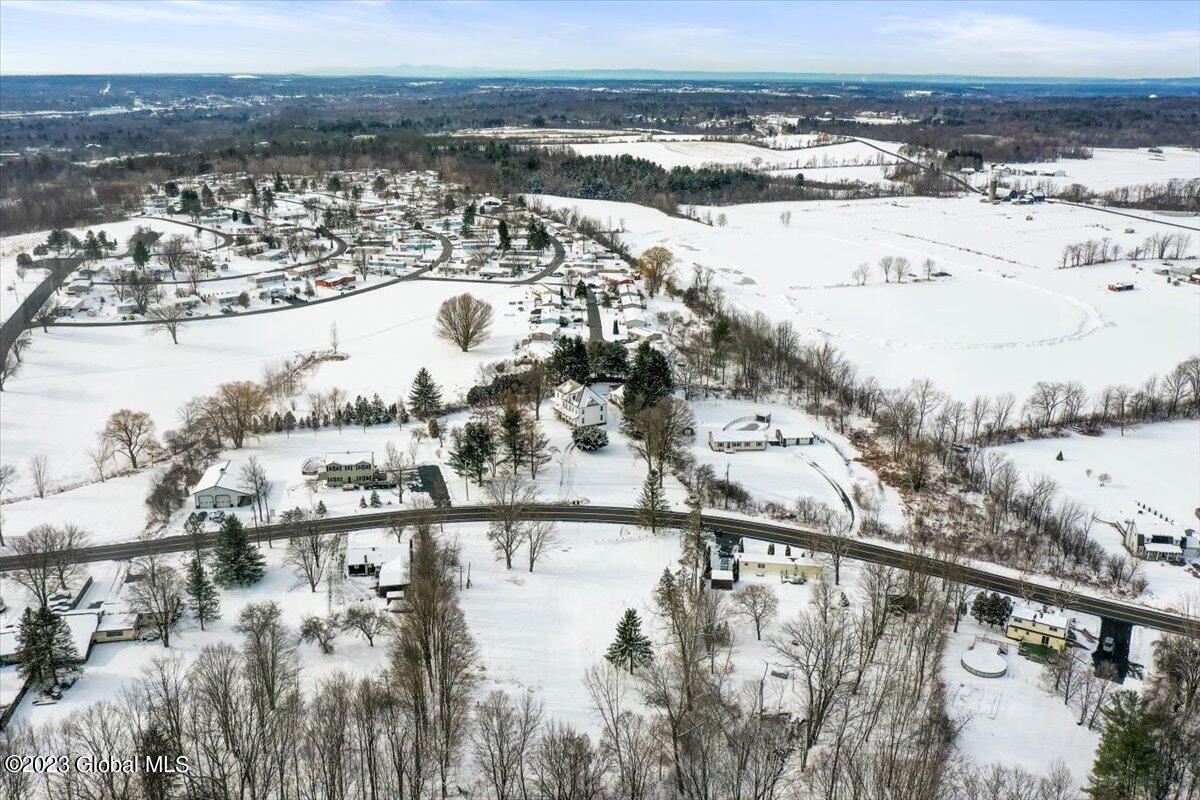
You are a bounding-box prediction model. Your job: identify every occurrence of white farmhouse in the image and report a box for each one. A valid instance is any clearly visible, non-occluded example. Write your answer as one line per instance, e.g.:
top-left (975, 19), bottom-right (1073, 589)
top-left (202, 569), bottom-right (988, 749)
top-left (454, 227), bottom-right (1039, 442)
top-left (552, 380), bottom-right (608, 428)
top-left (192, 460), bottom-right (254, 509)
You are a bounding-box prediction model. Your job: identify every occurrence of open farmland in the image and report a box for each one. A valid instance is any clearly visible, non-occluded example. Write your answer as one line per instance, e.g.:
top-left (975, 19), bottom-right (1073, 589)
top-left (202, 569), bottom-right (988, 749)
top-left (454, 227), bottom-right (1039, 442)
top-left (534, 193), bottom-right (1200, 399)
top-left (563, 136), bottom-right (906, 172)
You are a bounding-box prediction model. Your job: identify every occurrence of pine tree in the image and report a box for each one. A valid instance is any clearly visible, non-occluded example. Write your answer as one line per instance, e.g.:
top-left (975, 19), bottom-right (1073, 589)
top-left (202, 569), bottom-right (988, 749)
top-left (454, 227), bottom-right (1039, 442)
top-left (637, 470), bottom-right (670, 534)
top-left (212, 516), bottom-right (266, 587)
top-left (185, 555), bottom-right (221, 630)
top-left (447, 422), bottom-right (495, 494)
top-left (132, 239), bottom-right (151, 269)
top-left (498, 219), bottom-right (511, 251)
top-left (550, 336), bottom-right (590, 384)
top-left (605, 608), bottom-right (653, 674)
top-left (623, 341), bottom-right (674, 417)
top-left (17, 606), bottom-right (78, 687)
top-left (1087, 691), bottom-right (1172, 800)
top-left (316, 500), bottom-right (328, 517)
top-left (409, 368), bottom-right (443, 421)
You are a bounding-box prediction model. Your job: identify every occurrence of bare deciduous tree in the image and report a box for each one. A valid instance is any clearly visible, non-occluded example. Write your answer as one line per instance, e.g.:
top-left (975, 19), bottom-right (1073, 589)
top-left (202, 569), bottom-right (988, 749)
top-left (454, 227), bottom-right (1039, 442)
top-left (101, 409), bottom-right (158, 470)
top-left (146, 302), bottom-right (187, 344)
top-left (29, 454), bottom-right (49, 498)
top-left (127, 557), bottom-right (186, 647)
top-left (637, 246), bottom-right (675, 298)
top-left (731, 583), bottom-right (780, 640)
top-left (436, 293), bottom-right (495, 352)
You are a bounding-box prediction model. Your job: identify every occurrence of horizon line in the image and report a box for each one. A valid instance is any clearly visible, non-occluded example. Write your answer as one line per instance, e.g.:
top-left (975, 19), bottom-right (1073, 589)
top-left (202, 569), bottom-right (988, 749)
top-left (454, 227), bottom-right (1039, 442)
top-left (2, 68), bottom-right (1199, 83)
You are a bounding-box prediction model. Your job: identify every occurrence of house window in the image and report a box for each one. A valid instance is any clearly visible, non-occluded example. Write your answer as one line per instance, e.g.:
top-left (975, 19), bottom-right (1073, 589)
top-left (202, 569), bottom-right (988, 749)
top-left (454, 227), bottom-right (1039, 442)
top-left (1041, 635), bottom-right (1049, 645)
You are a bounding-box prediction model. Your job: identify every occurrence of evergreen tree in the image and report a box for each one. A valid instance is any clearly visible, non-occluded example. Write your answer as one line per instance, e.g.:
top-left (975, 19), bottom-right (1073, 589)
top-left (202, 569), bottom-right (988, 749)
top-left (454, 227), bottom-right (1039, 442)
top-left (17, 606), bottom-right (78, 687)
top-left (637, 470), bottom-right (670, 534)
top-left (498, 404), bottom-right (525, 468)
top-left (212, 516), bottom-right (266, 587)
top-left (623, 341), bottom-right (674, 417)
top-left (316, 500), bottom-right (328, 517)
top-left (605, 608), bottom-right (653, 674)
top-left (132, 239), bottom-right (151, 269)
top-left (408, 368), bottom-right (443, 421)
top-left (185, 555), bottom-right (221, 630)
top-left (497, 219), bottom-right (511, 251)
top-left (589, 340), bottom-right (629, 379)
top-left (447, 422), bottom-right (495, 493)
top-left (550, 336), bottom-right (590, 384)
top-left (1088, 691), bottom-right (1172, 800)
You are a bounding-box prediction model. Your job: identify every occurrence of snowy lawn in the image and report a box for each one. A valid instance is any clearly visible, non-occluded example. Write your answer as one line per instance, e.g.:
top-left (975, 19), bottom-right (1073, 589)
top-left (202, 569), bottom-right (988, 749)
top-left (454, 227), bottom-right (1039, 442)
top-left (0, 279), bottom-right (530, 496)
top-left (995, 421), bottom-right (1200, 608)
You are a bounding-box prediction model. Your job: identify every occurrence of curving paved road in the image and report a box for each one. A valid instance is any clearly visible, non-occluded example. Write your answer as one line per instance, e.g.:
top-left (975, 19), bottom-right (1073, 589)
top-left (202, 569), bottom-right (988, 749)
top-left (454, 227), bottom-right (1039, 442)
top-left (1, 503), bottom-right (1193, 637)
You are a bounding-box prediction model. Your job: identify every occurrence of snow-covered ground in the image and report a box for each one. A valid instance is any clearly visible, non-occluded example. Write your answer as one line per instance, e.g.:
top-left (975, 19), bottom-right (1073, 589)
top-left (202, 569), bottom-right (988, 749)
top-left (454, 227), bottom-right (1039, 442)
top-left (0, 217), bottom-right (223, 326)
top-left (533, 193), bottom-right (1200, 401)
top-left (563, 137), bottom-right (904, 172)
top-left (0, 279), bottom-right (530, 496)
top-left (973, 146), bottom-right (1200, 193)
top-left (3, 521), bottom-right (792, 732)
top-left (943, 620), bottom-right (1100, 783)
top-left (995, 421), bottom-right (1200, 608)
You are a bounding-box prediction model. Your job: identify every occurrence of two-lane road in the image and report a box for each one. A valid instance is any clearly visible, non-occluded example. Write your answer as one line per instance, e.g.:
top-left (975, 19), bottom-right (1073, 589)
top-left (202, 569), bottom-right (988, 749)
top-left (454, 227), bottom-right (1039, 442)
top-left (1, 504), bottom-right (1194, 637)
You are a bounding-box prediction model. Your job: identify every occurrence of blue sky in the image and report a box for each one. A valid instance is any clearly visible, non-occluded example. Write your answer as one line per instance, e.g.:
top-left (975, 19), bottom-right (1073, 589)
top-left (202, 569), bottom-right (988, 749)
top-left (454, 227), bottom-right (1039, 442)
top-left (1, 0), bottom-right (1197, 78)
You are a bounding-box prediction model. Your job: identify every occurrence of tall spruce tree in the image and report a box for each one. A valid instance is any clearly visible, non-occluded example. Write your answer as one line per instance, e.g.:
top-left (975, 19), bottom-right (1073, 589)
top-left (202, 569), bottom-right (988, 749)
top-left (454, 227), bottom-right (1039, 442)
top-left (17, 606), bottom-right (78, 687)
top-left (605, 608), bottom-right (653, 674)
top-left (498, 219), bottom-right (511, 251)
top-left (637, 470), bottom-right (670, 534)
top-left (623, 341), bottom-right (674, 418)
top-left (212, 516), bottom-right (266, 587)
top-left (447, 422), bottom-right (495, 494)
top-left (408, 368), bottom-right (443, 421)
top-left (550, 336), bottom-right (590, 384)
top-left (185, 555), bottom-right (221, 630)
top-left (1088, 690), bottom-right (1173, 800)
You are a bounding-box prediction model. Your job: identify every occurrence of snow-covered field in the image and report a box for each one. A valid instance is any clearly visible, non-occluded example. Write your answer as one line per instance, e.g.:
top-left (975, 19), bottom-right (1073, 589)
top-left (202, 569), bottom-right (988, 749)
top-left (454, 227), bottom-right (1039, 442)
top-left (0, 279), bottom-right (530, 496)
top-left (976, 146), bottom-right (1200, 193)
top-left (996, 421), bottom-right (1200, 608)
top-left (564, 137), bottom-right (904, 172)
top-left (534, 193), bottom-right (1200, 400)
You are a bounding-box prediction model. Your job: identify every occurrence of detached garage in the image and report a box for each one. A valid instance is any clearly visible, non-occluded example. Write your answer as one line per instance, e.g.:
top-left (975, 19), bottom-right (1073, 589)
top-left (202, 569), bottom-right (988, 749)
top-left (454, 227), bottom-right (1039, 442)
top-left (192, 460), bottom-right (254, 509)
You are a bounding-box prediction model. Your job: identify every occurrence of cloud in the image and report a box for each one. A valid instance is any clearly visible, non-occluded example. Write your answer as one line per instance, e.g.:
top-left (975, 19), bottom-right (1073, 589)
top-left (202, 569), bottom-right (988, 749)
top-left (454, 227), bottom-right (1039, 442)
top-left (876, 11), bottom-right (1200, 75)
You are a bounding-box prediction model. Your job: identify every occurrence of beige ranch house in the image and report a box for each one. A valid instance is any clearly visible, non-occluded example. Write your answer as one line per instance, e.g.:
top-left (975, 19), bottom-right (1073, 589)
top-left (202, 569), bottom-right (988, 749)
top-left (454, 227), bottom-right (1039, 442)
top-left (736, 551), bottom-right (823, 582)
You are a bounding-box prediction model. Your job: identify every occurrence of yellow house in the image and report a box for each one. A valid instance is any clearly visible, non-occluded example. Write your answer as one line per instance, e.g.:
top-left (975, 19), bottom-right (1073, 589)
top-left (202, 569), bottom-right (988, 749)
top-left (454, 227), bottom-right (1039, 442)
top-left (735, 551), bottom-right (823, 582)
top-left (1005, 607), bottom-right (1071, 652)
top-left (92, 606), bottom-right (139, 644)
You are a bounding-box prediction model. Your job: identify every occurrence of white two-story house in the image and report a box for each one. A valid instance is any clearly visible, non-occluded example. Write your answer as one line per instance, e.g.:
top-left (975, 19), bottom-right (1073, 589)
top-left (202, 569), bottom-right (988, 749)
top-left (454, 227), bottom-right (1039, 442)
top-left (552, 380), bottom-right (608, 428)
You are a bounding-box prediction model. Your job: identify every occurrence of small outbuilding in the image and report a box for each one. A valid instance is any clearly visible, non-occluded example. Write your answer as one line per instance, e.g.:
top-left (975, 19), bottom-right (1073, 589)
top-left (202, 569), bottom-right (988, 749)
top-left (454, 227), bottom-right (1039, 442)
top-left (193, 460), bottom-right (255, 509)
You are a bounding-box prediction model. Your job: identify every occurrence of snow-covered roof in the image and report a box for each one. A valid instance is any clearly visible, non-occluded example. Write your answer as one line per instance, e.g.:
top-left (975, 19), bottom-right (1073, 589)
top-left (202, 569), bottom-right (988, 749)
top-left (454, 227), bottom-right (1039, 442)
top-left (324, 451), bottom-right (374, 467)
top-left (0, 610), bottom-right (99, 660)
top-left (709, 429), bottom-right (769, 444)
top-left (1010, 605), bottom-right (1069, 631)
top-left (736, 552), bottom-right (820, 568)
top-left (1144, 542), bottom-right (1183, 555)
top-left (377, 555), bottom-right (409, 588)
top-left (347, 543), bottom-right (405, 568)
top-left (194, 460), bottom-right (243, 494)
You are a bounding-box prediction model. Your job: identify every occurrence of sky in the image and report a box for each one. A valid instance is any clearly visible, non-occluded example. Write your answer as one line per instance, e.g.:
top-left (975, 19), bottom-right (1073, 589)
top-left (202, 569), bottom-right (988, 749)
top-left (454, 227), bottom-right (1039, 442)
top-left (1, 0), bottom-right (1198, 78)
